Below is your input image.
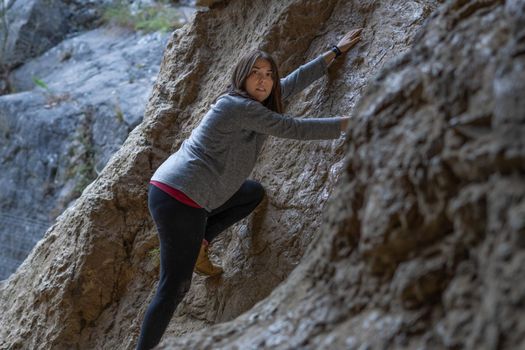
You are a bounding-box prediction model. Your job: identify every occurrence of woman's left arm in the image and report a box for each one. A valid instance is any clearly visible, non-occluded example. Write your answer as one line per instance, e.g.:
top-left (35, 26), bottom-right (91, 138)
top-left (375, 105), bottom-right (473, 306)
top-left (280, 28), bottom-right (363, 100)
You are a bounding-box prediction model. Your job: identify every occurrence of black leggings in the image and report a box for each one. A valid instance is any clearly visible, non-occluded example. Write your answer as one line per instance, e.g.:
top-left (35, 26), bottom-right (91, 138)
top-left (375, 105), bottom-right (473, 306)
top-left (136, 180), bottom-right (265, 350)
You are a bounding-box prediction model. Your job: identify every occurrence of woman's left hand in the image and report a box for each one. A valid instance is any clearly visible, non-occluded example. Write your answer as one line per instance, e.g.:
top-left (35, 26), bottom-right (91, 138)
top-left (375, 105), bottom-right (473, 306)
top-left (336, 28), bottom-right (363, 53)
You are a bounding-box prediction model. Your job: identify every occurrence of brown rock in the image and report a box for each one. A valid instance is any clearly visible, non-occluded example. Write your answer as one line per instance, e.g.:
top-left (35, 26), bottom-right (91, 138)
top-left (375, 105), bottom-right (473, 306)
top-left (1, 0), bottom-right (524, 350)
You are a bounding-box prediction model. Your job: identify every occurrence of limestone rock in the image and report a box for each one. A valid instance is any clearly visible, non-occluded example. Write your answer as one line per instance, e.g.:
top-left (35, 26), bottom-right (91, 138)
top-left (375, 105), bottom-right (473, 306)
top-left (1, 0), bottom-right (524, 350)
top-left (0, 28), bottom-right (169, 280)
top-left (0, 0), bottom-right (69, 68)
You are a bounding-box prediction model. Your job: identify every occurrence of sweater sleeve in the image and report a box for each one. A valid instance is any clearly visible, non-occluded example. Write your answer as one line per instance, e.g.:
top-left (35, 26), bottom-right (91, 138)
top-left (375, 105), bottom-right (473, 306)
top-left (237, 98), bottom-right (342, 140)
top-left (280, 55), bottom-right (328, 101)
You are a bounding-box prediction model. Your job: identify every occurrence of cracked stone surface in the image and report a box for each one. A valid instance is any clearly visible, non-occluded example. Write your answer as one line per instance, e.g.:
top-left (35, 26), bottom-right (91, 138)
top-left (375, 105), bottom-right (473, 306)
top-left (1, 0), bottom-right (524, 349)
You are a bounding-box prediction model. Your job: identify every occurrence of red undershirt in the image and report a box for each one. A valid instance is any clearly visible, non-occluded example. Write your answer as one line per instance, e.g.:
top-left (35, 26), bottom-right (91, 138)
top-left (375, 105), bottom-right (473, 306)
top-left (149, 180), bottom-right (202, 208)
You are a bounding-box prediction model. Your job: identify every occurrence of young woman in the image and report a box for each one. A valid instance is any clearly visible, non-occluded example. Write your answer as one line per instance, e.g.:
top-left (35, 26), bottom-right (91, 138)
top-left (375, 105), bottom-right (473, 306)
top-left (136, 28), bottom-right (362, 350)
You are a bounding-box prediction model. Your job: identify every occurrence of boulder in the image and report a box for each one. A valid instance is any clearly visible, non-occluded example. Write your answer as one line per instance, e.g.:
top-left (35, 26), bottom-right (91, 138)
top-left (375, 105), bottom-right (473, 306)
top-left (0, 0), bottom-right (69, 68)
top-left (1, 0), bottom-right (524, 349)
top-left (0, 27), bottom-right (169, 280)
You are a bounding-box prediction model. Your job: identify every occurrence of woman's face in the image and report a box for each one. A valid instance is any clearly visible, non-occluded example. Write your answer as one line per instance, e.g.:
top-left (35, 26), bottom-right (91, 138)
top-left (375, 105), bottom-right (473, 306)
top-left (245, 58), bottom-right (274, 102)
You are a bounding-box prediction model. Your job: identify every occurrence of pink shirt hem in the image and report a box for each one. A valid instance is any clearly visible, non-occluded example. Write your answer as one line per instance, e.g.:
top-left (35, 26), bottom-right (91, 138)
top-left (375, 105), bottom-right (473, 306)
top-left (149, 180), bottom-right (202, 209)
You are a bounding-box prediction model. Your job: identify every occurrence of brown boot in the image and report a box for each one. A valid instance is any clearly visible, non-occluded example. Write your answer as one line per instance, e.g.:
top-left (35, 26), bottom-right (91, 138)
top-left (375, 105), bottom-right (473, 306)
top-left (194, 241), bottom-right (223, 277)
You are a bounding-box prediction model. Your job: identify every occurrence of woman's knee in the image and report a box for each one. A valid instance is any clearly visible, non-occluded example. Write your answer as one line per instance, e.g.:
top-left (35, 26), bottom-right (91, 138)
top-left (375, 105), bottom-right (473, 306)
top-left (176, 278), bottom-right (192, 299)
top-left (157, 276), bottom-right (192, 308)
top-left (246, 180), bottom-right (265, 204)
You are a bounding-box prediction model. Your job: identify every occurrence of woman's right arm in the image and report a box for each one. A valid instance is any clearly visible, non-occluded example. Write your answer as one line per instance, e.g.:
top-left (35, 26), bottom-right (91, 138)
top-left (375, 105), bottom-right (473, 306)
top-left (236, 98), bottom-right (343, 140)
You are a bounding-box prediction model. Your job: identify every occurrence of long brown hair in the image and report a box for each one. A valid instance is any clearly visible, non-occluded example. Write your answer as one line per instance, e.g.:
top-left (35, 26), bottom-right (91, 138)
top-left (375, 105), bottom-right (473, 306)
top-left (224, 50), bottom-right (283, 114)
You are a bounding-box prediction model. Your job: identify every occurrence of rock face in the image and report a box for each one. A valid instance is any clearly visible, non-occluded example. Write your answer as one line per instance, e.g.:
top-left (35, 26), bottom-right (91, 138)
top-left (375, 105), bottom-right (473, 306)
top-left (0, 0), bottom-right (70, 69)
top-left (0, 28), bottom-right (169, 280)
top-left (0, 0), bottom-right (197, 280)
top-left (1, 0), bottom-right (524, 350)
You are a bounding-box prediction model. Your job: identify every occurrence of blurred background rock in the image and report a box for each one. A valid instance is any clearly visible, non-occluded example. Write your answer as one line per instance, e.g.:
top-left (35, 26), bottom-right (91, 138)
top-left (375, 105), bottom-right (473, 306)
top-left (0, 0), bottom-right (196, 280)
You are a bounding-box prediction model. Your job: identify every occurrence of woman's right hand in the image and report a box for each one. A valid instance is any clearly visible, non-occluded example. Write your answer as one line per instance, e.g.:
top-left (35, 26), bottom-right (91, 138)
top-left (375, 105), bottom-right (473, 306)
top-left (340, 116), bottom-right (350, 132)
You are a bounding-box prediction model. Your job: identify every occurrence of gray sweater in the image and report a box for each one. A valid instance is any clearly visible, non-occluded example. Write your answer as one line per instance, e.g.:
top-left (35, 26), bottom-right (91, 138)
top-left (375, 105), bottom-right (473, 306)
top-left (151, 55), bottom-right (343, 211)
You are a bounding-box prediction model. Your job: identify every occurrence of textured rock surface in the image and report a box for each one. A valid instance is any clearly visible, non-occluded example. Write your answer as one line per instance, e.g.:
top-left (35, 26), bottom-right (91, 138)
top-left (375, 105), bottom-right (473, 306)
top-left (0, 28), bottom-right (169, 280)
top-left (1, 0), bottom-right (524, 349)
top-left (158, 1), bottom-right (524, 349)
top-left (0, 0), bottom-right (70, 69)
top-left (0, 0), bottom-right (196, 280)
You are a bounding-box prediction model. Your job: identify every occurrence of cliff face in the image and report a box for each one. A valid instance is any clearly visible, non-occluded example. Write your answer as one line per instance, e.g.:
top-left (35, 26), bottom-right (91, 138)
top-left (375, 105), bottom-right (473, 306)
top-left (0, 0), bottom-right (191, 280)
top-left (0, 28), bottom-right (169, 280)
top-left (1, 0), bottom-right (524, 349)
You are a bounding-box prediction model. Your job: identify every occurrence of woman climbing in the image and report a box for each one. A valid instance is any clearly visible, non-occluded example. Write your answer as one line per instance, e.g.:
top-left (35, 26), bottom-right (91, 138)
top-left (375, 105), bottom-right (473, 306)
top-left (136, 28), bottom-right (363, 350)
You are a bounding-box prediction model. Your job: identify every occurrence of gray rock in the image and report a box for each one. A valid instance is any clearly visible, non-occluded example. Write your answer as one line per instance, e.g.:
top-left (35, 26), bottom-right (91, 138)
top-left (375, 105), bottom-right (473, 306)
top-left (0, 0), bottom-right (70, 68)
top-left (1, 0), bottom-right (195, 90)
top-left (0, 27), bottom-right (169, 280)
top-left (0, 1), bottom-right (523, 350)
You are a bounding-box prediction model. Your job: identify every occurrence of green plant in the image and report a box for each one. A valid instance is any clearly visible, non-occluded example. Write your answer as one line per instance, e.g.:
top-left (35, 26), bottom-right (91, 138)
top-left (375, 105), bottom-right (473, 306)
top-left (148, 247), bottom-right (161, 264)
top-left (101, 1), bottom-right (182, 33)
top-left (31, 75), bottom-right (72, 107)
top-left (102, 2), bottom-right (136, 30)
top-left (135, 6), bottom-right (182, 32)
top-left (148, 247), bottom-right (160, 257)
top-left (68, 108), bottom-right (97, 196)
top-left (114, 98), bottom-right (124, 123)
top-left (32, 76), bottom-right (50, 91)
top-left (72, 159), bottom-right (96, 193)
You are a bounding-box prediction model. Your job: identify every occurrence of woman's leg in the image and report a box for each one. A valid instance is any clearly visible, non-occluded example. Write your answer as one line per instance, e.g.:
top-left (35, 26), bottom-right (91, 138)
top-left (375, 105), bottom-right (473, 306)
top-left (136, 185), bottom-right (208, 350)
top-left (204, 179), bottom-right (265, 243)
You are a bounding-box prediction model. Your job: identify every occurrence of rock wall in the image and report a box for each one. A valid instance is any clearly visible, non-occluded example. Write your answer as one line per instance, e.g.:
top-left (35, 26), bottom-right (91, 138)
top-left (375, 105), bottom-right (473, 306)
top-left (0, 0), bottom-right (70, 70)
top-left (0, 0), bottom-right (195, 280)
top-left (0, 28), bottom-right (169, 280)
top-left (1, 0), bottom-right (523, 349)
top-left (159, 1), bottom-right (524, 349)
